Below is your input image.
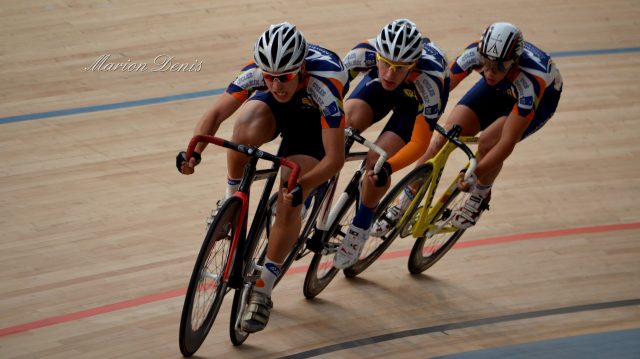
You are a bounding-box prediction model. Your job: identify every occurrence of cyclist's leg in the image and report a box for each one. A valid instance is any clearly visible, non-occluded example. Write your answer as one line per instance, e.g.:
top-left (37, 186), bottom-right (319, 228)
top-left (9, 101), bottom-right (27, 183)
top-left (345, 98), bottom-right (374, 132)
top-left (473, 84), bottom-right (562, 187)
top-left (335, 89), bottom-right (415, 269)
top-left (356, 80), bottom-right (417, 210)
top-left (226, 94), bottom-right (278, 198)
top-left (452, 84), bottom-right (560, 229)
top-left (360, 131), bottom-right (406, 207)
top-left (415, 89), bottom-right (488, 166)
top-left (268, 155), bottom-right (320, 263)
top-left (415, 105), bottom-right (480, 166)
top-left (345, 73), bottom-right (396, 132)
top-left (242, 91), bottom-right (328, 333)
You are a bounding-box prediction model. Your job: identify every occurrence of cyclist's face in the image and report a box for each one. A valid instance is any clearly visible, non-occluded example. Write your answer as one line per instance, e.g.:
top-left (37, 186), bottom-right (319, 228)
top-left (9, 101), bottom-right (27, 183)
top-left (264, 69), bottom-right (300, 103)
top-left (376, 54), bottom-right (414, 90)
top-left (480, 56), bottom-right (515, 85)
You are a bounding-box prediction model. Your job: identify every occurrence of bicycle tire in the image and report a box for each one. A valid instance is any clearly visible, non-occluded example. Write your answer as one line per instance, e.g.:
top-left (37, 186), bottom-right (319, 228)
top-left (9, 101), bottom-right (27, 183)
top-left (179, 197), bottom-right (243, 357)
top-left (407, 186), bottom-right (467, 274)
top-left (343, 164), bottom-right (433, 278)
top-left (228, 194), bottom-right (276, 345)
top-left (302, 190), bottom-right (358, 298)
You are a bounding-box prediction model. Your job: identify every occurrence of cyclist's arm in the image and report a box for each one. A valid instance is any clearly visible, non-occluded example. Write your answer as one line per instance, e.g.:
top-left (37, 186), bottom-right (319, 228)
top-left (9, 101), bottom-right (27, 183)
top-left (386, 115), bottom-right (432, 172)
top-left (297, 127), bottom-right (345, 191)
top-left (342, 40), bottom-right (377, 81)
top-left (475, 111), bottom-right (528, 179)
top-left (192, 92), bottom-right (243, 153)
top-left (449, 42), bottom-right (482, 91)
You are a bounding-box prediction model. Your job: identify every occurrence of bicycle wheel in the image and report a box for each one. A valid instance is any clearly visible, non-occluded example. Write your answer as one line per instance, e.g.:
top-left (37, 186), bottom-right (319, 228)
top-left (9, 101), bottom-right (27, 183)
top-left (407, 186), bottom-right (467, 274)
top-left (303, 190), bottom-right (358, 298)
top-left (179, 197), bottom-right (243, 357)
top-left (343, 164), bottom-right (433, 278)
top-left (228, 194), bottom-right (276, 345)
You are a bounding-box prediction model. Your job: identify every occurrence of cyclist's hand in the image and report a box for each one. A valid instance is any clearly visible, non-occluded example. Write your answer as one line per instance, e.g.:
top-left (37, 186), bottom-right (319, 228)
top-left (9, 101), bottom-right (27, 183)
top-left (282, 184), bottom-right (304, 207)
top-left (457, 170), bottom-right (476, 192)
top-left (176, 151), bottom-right (201, 175)
top-left (370, 162), bottom-right (392, 187)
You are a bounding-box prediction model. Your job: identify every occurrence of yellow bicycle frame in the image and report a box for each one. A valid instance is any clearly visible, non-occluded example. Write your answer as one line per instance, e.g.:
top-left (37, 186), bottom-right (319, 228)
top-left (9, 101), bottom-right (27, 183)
top-left (398, 135), bottom-right (479, 238)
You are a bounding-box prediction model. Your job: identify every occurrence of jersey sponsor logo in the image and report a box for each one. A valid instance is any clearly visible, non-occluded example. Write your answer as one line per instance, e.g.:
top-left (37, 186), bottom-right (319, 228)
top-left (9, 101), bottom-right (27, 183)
top-left (233, 68), bottom-right (263, 89)
top-left (365, 51), bottom-right (376, 66)
top-left (311, 80), bottom-right (327, 97)
top-left (403, 88), bottom-right (417, 100)
top-left (457, 48), bottom-right (479, 71)
top-left (513, 75), bottom-right (535, 110)
top-left (322, 102), bottom-right (341, 118)
top-left (415, 76), bottom-right (436, 98)
top-left (343, 52), bottom-right (358, 68)
top-left (301, 96), bottom-right (316, 108)
top-left (514, 75), bottom-right (531, 91)
top-left (424, 104), bottom-right (439, 115)
top-left (519, 96), bottom-right (533, 107)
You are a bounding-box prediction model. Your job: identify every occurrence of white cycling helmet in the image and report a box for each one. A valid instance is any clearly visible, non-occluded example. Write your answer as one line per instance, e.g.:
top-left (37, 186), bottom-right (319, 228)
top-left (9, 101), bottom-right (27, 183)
top-left (479, 22), bottom-right (524, 62)
top-left (375, 19), bottom-right (423, 63)
top-left (253, 22), bottom-right (308, 73)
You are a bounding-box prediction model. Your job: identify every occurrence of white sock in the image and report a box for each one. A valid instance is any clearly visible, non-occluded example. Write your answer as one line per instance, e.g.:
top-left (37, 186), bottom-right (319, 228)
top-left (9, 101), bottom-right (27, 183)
top-left (254, 257), bottom-right (282, 297)
top-left (397, 186), bottom-right (416, 208)
top-left (225, 177), bottom-right (241, 199)
top-left (473, 183), bottom-right (492, 197)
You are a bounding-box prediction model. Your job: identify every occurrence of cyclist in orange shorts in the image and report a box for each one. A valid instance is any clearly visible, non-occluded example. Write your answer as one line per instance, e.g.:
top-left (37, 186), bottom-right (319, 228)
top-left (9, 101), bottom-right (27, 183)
top-left (334, 19), bottom-right (450, 269)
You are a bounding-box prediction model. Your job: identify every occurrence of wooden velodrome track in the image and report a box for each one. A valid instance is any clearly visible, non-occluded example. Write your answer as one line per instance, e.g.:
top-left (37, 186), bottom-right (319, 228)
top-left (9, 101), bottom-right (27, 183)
top-left (1, 0), bottom-right (639, 358)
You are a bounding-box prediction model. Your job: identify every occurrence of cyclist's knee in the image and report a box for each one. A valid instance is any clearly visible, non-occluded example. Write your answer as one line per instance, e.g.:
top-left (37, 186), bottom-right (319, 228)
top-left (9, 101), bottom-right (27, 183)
top-left (232, 121), bottom-right (272, 145)
top-left (232, 108), bottom-right (276, 145)
top-left (345, 100), bottom-right (373, 131)
top-left (446, 105), bottom-right (481, 135)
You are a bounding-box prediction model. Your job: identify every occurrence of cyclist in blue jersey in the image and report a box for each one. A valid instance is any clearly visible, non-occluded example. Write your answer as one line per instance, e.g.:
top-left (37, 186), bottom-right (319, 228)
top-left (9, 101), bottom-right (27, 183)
top-left (176, 22), bottom-right (348, 333)
top-left (381, 22), bottom-right (563, 231)
top-left (334, 19), bottom-right (450, 269)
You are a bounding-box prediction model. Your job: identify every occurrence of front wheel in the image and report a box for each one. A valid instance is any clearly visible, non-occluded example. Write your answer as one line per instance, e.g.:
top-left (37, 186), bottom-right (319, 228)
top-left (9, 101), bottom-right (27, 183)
top-left (302, 191), bottom-right (358, 298)
top-left (179, 197), bottom-right (243, 357)
top-left (407, 187), bottom-right (467, 274)
top-left (343, 164), bottom-right (432, 278)
top-left (228, 193), bottom-right (276, 346)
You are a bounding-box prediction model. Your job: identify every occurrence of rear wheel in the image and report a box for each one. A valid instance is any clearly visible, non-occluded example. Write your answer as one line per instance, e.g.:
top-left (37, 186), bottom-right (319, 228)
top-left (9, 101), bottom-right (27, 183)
top-left (407, 186), bottom-right (467, 274)
top-left (303, 190), bottom-right (358, 298)
top-left (179, 197), bottom-right (243, 357)
top-left (343, 164), bottom-right (432, 278)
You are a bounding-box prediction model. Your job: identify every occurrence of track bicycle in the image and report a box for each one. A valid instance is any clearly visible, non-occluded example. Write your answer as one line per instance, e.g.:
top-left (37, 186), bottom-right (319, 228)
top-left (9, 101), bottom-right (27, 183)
top-left (178, 135), bottom-right (299, 356)
top-left (340, 124), bottom-right (479, 277)
top-left (178, 129), bottom-right (386, 355)
top-left (250, 128), bottom-right (387, 299)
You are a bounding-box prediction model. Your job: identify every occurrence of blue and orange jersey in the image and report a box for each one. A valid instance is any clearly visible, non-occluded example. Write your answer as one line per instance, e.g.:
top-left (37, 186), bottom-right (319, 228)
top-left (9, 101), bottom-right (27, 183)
top-left (342, 38), bottom-right (450, 129)
top-left (225, 44), bottom-right (348, 129)
top-left (451, 41), bottom-right (563, 120)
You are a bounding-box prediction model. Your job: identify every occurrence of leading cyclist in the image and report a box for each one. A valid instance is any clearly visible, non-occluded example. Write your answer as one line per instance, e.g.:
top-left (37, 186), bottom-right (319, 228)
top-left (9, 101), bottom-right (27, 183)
top-left (176, 22), bottom-right (348, 333)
